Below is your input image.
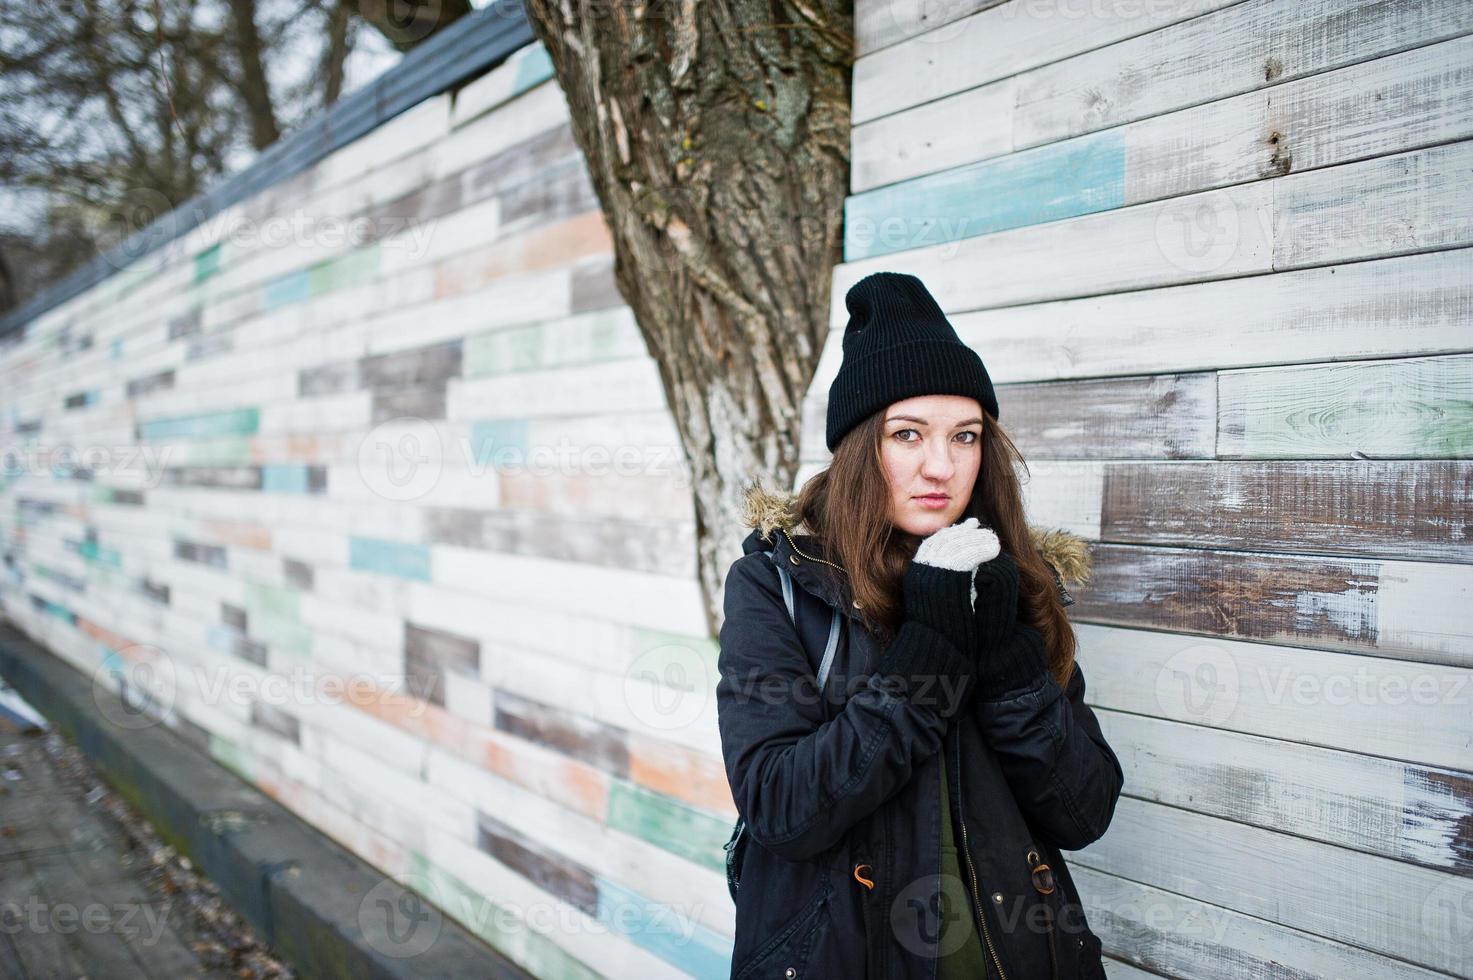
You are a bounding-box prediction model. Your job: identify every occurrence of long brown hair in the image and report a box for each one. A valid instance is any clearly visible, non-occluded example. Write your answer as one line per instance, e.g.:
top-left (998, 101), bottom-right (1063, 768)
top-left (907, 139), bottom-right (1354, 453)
top-left (792, 408), bottom-right (1077, 689)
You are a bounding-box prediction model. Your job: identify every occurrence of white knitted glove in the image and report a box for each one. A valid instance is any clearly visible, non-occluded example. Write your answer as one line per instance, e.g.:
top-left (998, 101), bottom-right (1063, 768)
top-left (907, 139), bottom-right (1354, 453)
top-left (914, 517), bottom-right (1001, 612)
top-left (914, 517), bottom-right (1000, 571)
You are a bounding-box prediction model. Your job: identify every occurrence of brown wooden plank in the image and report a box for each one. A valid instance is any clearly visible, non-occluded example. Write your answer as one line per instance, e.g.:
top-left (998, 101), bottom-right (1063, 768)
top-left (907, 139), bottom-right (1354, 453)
top-left (570, 258), bottom-right (622, 313)
top-left (404, 622), bottom-right (480, 707)
top-left (474, 810), bottom-right (599, 917)
top-left (297, 360), bottom-right (359, 397)
top-left (359, 339), bottom-right (463, 389)
top-left (423, 507), bottom-right (695, 577)
top-left (249, 701), bottom-right (302, 745)
top-left (465, 123), bottom-right (582, 202)
top-left (492, 688), bottom-right (630, 777)
top-left (499, 161), bottom-right (600, 230)
top-left (1072, 543), bottom-right (1467, 666)
top-left (370, 386), bottom-right (447, 424)
top-left (1101, 460), bottom-right (1472, 561)
top-left (803, 372), bottom-right (1218, 460)
top-left (164, 467), bottom-right (263, 491)
top-left (282, 558), bottom-right (314, 590)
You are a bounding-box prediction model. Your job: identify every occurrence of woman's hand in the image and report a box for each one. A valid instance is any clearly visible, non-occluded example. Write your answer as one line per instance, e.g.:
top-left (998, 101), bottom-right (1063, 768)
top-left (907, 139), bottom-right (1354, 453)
top-left (973, 548), bottom-right (1022, 653)
top-left (874, 518), bottom-right (998, 718)
top-left (972, 549), bottom-right (1052, 699)
top-left (913, 516), bottom-right (1000, 572)
top-left (904, 518), bottom-right (999, 654)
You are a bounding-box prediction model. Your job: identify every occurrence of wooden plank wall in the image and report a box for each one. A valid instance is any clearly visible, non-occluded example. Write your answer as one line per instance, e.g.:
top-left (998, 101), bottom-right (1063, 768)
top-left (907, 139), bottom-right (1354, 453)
top-left (825, 1), bottom-right (1473, 977)
top-left (0, 42), bottom-right (735, 980)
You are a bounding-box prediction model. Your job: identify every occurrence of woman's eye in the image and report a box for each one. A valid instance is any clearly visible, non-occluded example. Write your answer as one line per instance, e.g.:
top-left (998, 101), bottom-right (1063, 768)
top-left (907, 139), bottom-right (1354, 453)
top-left (894, 428), bottom-right (918, 442)
top-left (956, 431), bottom-right (979, 444)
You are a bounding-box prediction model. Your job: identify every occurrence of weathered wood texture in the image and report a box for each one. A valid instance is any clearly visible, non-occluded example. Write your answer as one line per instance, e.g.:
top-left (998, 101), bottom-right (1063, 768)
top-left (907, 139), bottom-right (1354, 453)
top-left (827, 1), bottom-right (1473, 977)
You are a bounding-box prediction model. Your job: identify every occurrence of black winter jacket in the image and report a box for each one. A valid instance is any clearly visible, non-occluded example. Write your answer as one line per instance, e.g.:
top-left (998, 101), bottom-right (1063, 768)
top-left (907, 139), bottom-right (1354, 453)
top-left (716, 489), bottom-right (1123, 980)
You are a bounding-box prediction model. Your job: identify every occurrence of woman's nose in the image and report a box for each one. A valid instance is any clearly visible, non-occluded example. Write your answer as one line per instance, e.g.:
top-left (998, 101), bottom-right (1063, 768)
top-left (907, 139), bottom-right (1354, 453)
top-left (920, 440), bottom-right (954, 480)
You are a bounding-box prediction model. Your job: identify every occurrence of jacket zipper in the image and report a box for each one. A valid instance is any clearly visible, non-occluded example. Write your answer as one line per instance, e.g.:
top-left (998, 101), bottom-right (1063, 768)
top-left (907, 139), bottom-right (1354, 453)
top-left (953, 725), bottom-right (1008, 980)
top-left (781, 529), bottom-right (849, 575)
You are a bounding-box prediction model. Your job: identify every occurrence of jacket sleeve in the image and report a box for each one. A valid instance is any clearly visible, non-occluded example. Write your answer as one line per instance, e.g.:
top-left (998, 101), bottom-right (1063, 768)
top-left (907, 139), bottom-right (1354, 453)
top-left (971, 656), bottom-right (1124, 852)
top-left (716, 552), bottom-right (951, 862)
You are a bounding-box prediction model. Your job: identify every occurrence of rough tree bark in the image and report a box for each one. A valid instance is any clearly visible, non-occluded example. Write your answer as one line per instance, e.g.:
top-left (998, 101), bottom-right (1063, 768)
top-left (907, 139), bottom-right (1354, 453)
top-left (522, 0), bottom-right (852, 637)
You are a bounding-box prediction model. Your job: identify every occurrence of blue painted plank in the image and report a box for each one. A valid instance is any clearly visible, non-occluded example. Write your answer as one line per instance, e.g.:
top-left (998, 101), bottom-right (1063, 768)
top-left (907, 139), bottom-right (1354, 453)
top-left (594, 876), bottom-right (732, 980)
top-left (261, 464), bottom-right (310, 493)
top-left (844, 128), bottom-right (1127, 261)
top-left (349, 537), bottom-right (432, 581)
top-left (264, 270), bottom-right (312, 309)
top-left (469, 419), bottom-right (530, 468)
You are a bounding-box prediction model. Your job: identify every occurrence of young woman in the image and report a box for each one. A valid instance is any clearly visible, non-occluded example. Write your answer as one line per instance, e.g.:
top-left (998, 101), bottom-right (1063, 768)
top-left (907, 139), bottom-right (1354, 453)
top-left (716, 271), bottom-right (1123, 979)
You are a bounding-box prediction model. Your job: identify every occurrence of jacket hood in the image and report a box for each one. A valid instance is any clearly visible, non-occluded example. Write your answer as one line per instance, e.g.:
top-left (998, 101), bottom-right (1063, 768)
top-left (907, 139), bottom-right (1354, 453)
top-left (739, 480), bottom-right (1092, 590)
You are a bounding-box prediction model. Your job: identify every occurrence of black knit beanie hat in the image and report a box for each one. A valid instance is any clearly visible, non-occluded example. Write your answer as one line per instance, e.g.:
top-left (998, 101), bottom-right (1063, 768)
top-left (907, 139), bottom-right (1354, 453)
top-left (825, 271), bottom-right (999, 451)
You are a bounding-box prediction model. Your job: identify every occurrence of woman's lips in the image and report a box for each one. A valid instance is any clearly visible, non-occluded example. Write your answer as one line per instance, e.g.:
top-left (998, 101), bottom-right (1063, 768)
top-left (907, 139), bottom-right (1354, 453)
top-left (915, 494), bottom-right (950, 510)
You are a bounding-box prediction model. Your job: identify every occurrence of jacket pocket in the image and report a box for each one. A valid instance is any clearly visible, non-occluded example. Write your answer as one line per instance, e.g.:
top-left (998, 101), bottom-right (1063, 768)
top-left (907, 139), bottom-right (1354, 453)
top-left (725, 817), bottom-right (748, 903)
top-left (732, 882), bottom-right (832, 980)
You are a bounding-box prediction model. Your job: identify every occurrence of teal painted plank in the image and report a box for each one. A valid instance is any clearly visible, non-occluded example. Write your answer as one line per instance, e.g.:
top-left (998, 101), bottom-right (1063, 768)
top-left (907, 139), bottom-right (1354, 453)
top-left (349, 537), bottom-right (431, 581)
top-left (78, 540), bottom-right (122, 568)
top-left (33, 596), bottom-right (76, 624)
top-left (193, 244), bottom-right (221, 283)
top-left (595, 876), bottom-right (731, 980)
top-left (261, 464), bottom-right (310, 493)
top-left (844, 128), bottom-right (1127, 262)
top-left (512, 43), bottom-right (555, 94)
top-left (470, 419), bottom-right (530, 468)
top-left (138, 407), bottom-right (259, 441)
top-left (264, 269), bottom-right (311, 309)
top-left (307, 244), bottom-right (379, 294)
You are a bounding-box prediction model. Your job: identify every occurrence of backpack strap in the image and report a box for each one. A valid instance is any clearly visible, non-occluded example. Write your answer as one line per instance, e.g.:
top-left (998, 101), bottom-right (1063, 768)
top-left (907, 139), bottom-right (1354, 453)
top-left (772, 555), bottom-right (842, 691)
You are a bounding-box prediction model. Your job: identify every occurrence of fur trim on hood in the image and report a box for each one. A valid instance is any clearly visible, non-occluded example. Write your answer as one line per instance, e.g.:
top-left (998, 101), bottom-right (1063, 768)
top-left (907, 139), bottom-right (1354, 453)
top-left (740, 479), bottom-right (1092, 589)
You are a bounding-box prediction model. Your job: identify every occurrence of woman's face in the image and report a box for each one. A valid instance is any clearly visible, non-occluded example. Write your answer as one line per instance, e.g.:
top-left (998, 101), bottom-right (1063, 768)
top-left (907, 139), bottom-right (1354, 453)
top-left (879, 394), bottom-right (984, 536)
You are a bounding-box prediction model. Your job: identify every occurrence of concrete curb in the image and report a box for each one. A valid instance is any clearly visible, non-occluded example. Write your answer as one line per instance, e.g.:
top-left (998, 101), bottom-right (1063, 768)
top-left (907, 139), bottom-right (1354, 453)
top-left (0, 622), bottom-right (533, 980)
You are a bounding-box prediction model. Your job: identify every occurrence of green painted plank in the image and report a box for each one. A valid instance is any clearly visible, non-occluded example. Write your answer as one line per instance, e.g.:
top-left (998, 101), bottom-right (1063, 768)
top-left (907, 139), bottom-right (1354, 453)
top-left (409, 852), bottom-right (602, 980)
top-left (1219, 355), bottom-right (1473, 458)
top-left (139, 408), bottom-right (260, 442)
top-left (463, 310), bottom-right (644, 378)
top-left (246, 581), bottom-right (299, 620)
top-left (208, 735), bottom-right (253, 781)
top-left (605, 779), bottom-right (728, 874)
top-left (248, 610), bottom-right (313, 657)
top-left (179, 436), bottom-right (254, 466)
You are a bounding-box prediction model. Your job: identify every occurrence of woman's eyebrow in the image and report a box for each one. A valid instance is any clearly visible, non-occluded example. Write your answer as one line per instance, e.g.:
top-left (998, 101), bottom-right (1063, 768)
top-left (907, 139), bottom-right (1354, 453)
top-left (886, 415), bottom-right (985, 427)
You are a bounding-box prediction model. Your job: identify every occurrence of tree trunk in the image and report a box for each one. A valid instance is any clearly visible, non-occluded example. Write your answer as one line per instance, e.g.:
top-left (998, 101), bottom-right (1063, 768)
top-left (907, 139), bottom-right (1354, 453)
top-left (523, 0), bottom-right (852, 637)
